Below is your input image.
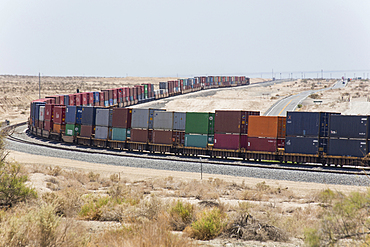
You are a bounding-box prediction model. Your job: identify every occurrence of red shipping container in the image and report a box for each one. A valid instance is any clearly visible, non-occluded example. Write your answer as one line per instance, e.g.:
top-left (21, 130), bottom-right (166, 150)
top-left (172, 131), bottom-right (185, 145)
top-left (113, 89), bottom-right (118, 99)
top-left (45, 104), bottom-right (55, 121)
top-left (89, 92), bottom-right (94, 105)
top-left (75, 93), bottom-right (82, 106)
top-left (152, 130), bottom-right (173, 144)
top-left (44, 120), bottom-right (53, 131)
top-left (54, 106), bottom-right (66, 124)
top-left (246, 137), bottom-right (285, 152)
top-left (99, 92), bottom-right (105, 106)
top-left (59, 95), bottom-right (65, 105)
top-left (80, 125), bottom-right (94, 138)
top-left (69, 94), bottom-right (76, 106)
top-left (82, 93), bottom-right (89, 106)
top-left (214, 133), bottom-right (241, 150)
top-left (112, 108), bottom-right (132, 128)
top-left (131, 129), bottom-right (148, 143)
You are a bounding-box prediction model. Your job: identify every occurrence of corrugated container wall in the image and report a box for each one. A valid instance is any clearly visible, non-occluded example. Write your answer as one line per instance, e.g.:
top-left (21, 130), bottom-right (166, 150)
top-left (81, 106), bottom-right (97, 126)
top-left (185, 112), bottom-right (215, 135)
top-left (328, 139), bottom-right (367, 157)
top-left (54, 106), bottom-right (66, 124)
top-left (329, 115), bottom-right (368, 139)
top-left (185, 134), bottom-right (213, 148)
top-left (66, 106), bottom-right (77, 124)
top-left (152, 130), bottom-right (173, 144)
top-left (247, 137), bottom-right (285, 152)
top-left (214, 110), bottom-right (242, 134)
top-left (112, 108), bottom-right (132, 129)
top-left (214, 133), bottom-right (241, 150)
top-left (80, 125), bottom-right (95, 138)
top-left (173, 112), bottom-right (186, 130)
top-left (248, 116), bottom-right (286, 138)
top-left (95, 126), bottom-right (111, 140)
top-left (130, 129), bottom-right (149, 142)
top-left (153, 111), bottom-right (173, 130)
top-left (131, 109), bottom-right (149, 129)
top-left (95, 108), bottom-right (113, 127)
top-left (285, 136), bottom-right (327, 155)
top-left (39, 106), bottom-right (45, 121)
top-left (111, 128), bottom-right (127, 141)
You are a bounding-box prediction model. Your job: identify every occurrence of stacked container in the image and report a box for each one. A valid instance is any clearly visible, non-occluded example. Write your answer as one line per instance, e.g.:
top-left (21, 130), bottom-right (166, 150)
top-left (38, 105), bottom-right (45, 129)
top-left (213, 110), bottom-right (260, 150)
top-left (152, 111), bottom-right (173, 144)
top-left (94, 108), bottom-right (113, 140)
top-left (130, 108), bottom-right (165, 143)
top-left (185, 112), bottom-right (215, 148)
top-left (53, 106), bottom-right (66, 133)
top-left (80, 106), bottom-right (98, 138)
top-left (247, 116), bottom-right (286, 152)
top-left (327, 115), bottom-right (369, 157)
top-left (65, 105), bottom-right (82, 136)
top-left (44, 104), bottom-right (54, 131)
top-left (285, 112), bottom-right (340, 155)
top-left (111, 108), bottom-right (132, 141)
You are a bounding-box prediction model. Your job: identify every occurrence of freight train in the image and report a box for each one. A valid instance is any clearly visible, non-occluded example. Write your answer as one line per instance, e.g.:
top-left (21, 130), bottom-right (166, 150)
top-left (28, 76), bottom-right (370, 167)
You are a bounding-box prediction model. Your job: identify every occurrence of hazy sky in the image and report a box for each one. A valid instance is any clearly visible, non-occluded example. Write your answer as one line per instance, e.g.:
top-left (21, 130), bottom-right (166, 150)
top-left (1, 0), bottom-right (369, 78)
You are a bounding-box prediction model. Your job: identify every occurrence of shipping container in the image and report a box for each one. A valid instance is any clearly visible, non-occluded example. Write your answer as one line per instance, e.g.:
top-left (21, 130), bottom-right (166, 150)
top-left (241, 111), bottom-right (260, 134)
top-left (88, 92), bottom-right (94, 106)
top-left (81, 106), bottom-right (97, 126)
top-left (214, 133), bottom-right (241, 150)
top-left (75, 93), bottom-right (82, 106)
top-left (54, 106), bottom-right (66, 124)
top-left (172, 131), bottom-right (185, 145)
top-left (112, 108), bottom-right (132, 128)
top-left (285, 136), bottom-right (327, 155)
top-left (185, 112), bottom-right (215, 135)
top-left (153, 111), bottom-right (173, 130)
top-left (39, 106), bottom-right (45, 121)
top-left (248, 116), bottom-right (286, 138)
top-left (152, 130), bottom-right (173, 144)
top-left (286, 112), bottom-right (340, 137)
top-left (215, 110), bottom-right (242, 134)
top-left (64, 95), bottom-right (69, 106)
top-left (53, 123), bottom-right (65, 133)
top-left (328, 138), bottom-right (368, 157)
top-left (131, 108), bottom-right (164, 129)
top-left (44, 104), bottom-right (55, 121)
top-left (65, 124), bottom-right (81, 136)
top-left (95, 108), bottom-right (113, 127)
top-left (82, 93), bottom-right (89, 106)
top-left (111, 128), bottom-right (128, 141)
top-left (38, 120), bottom-right (43, 129)
top-left (130, 129), bottom-right (149, 142)
top-left (173, 112), bottom-right (186, 130)
top-left (44, 120), bottom-right (53, 131)
top-left (247, 137), bottom-right (285, 152)
top-left (95, 126), bottom-right (111, 140)
top-left (329, 115), bottom-right (368, 139)
top-left (99, 92), bottom-right (105, 106)
top-left (65, 106), bottom-right (77, 124)
top-left (185, 134), bottom-right (213, 148)
top-left (80, 125), bottom-right (95, 138)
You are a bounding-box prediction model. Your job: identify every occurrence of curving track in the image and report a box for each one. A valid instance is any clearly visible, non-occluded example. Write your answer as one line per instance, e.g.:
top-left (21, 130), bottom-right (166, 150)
top-left (5, 79), bottom-right (370, 186)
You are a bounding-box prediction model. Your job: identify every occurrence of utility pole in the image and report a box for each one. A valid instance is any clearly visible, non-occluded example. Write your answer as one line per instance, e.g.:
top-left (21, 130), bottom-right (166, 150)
top-left (321, 69), bottom-right (323, 79)
top-left (39, 72), bottom-right (41, 99)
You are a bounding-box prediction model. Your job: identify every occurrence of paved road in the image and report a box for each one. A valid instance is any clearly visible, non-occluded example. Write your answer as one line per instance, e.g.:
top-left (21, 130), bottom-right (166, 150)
top-left (264, 80), bottom-right (347, 116)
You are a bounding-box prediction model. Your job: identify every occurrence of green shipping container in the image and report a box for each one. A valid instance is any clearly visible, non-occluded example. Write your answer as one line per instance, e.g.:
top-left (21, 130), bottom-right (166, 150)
top-left (65, 124), bottom-right (81, 136)
top-left (185, 134), bottom-right (214, 148)
top-left (185, 112), bottom-right (215, 134)
top-left (111, 127), bottom-right (127, 141)
top-left (144, 85), bottom-right (148, 93)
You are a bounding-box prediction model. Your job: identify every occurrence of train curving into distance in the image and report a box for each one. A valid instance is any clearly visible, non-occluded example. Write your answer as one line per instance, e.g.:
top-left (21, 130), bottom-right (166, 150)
top-left (28, 75), bottom-right (370, 167)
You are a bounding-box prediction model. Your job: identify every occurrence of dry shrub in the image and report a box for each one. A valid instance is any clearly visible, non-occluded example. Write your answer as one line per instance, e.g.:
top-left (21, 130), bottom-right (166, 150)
top-left (136, 194), bottom-right (164, 221)
top-left (86, 182), bottom-right (100, 191)
top-left (0, 202), bottom-right (89, 247)
top-left (63, 170), bottom-right (89, 185)
top-left (169, 200), bottom-right (196, 231)
top-left (42, 187), bottom-right (84, 217)
top-left (47, 165), bottom-right (62, 176)
top-left (95, 214), bottom-right (194, 247)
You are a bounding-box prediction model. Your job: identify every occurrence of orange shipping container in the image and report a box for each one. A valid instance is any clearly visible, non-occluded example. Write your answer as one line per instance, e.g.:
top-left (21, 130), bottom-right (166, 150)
top-left (53, 123), bottom-right (65, 134)
top-left (248, 116), bottom-right (286, 138)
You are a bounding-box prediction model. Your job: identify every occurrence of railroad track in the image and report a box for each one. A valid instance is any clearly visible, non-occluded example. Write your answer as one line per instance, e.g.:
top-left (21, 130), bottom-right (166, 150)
top-left (6, 123), bottom-right (370, 177)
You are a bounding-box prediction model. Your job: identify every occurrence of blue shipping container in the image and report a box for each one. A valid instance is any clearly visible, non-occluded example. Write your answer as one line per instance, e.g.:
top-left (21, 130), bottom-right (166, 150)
top-left (65, 106), bottom-right (77, 124)
top-left (285, 136), bottom-right (327, 154)
top-left (329, 115), bottom-right (368, 139)
top-left (81, 106), bottom-right (97, 125)
top-left (328, 139), bottom-right (368, 157)
top-left (94, 92), bottom-right (99, 103)
top-left (286, 112), bottom-right (340, 137)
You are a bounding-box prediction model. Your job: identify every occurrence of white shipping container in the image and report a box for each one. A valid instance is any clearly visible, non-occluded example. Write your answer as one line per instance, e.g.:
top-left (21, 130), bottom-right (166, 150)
top-left (39, 106), bottom-right (45, 121)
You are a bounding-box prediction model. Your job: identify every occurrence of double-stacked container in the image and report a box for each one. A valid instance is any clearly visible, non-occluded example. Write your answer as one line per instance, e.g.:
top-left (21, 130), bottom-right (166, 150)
top-left (327, 115), bottom-right (369, 157)
top-left (38, 105), bottom-right (45, 129)
top-left (53, 106), bottom-right (66, 133)
top-left (185, 112), bottom-right (215, 148)
top-left (111, 108), bottom-right (132, 141)
top-left (80, 106), bottom-right (98, 138)
top-left (285, 112), bottom-right (340, 155)
top-left (65, 105), bottom-right (82, 136)
top-left (44, 104), bottom-right (55, 131)
top-left (94, 108), bottom-right (113, 140)
top-left (130, 108), bottom-right (165, 143)
top-left (213, 110), bottom-right (260, 150)
top-left (247, 116), bottom-right (286, 152)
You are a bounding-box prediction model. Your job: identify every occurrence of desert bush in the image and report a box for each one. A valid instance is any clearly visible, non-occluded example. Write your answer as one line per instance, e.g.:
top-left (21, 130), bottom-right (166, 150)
top-left (0, 161), bottom-right (37, 207)
top-left (309, 93), bottom-right (320, 99)
top-left (42, 188), bottom-right (84, 217)
top-left (169, 200), bottom-right (195, 231)
top-left (79, 195), bottom-right (111, 220)
top-left (304, 190), bottom-right (370, 246)
top-left (185, 207), bottom-right (227, 240)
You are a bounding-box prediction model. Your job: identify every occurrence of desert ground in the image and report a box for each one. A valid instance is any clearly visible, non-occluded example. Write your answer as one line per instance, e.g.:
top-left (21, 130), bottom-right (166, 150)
top-left (2, 75), bottom-right (370, 246)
